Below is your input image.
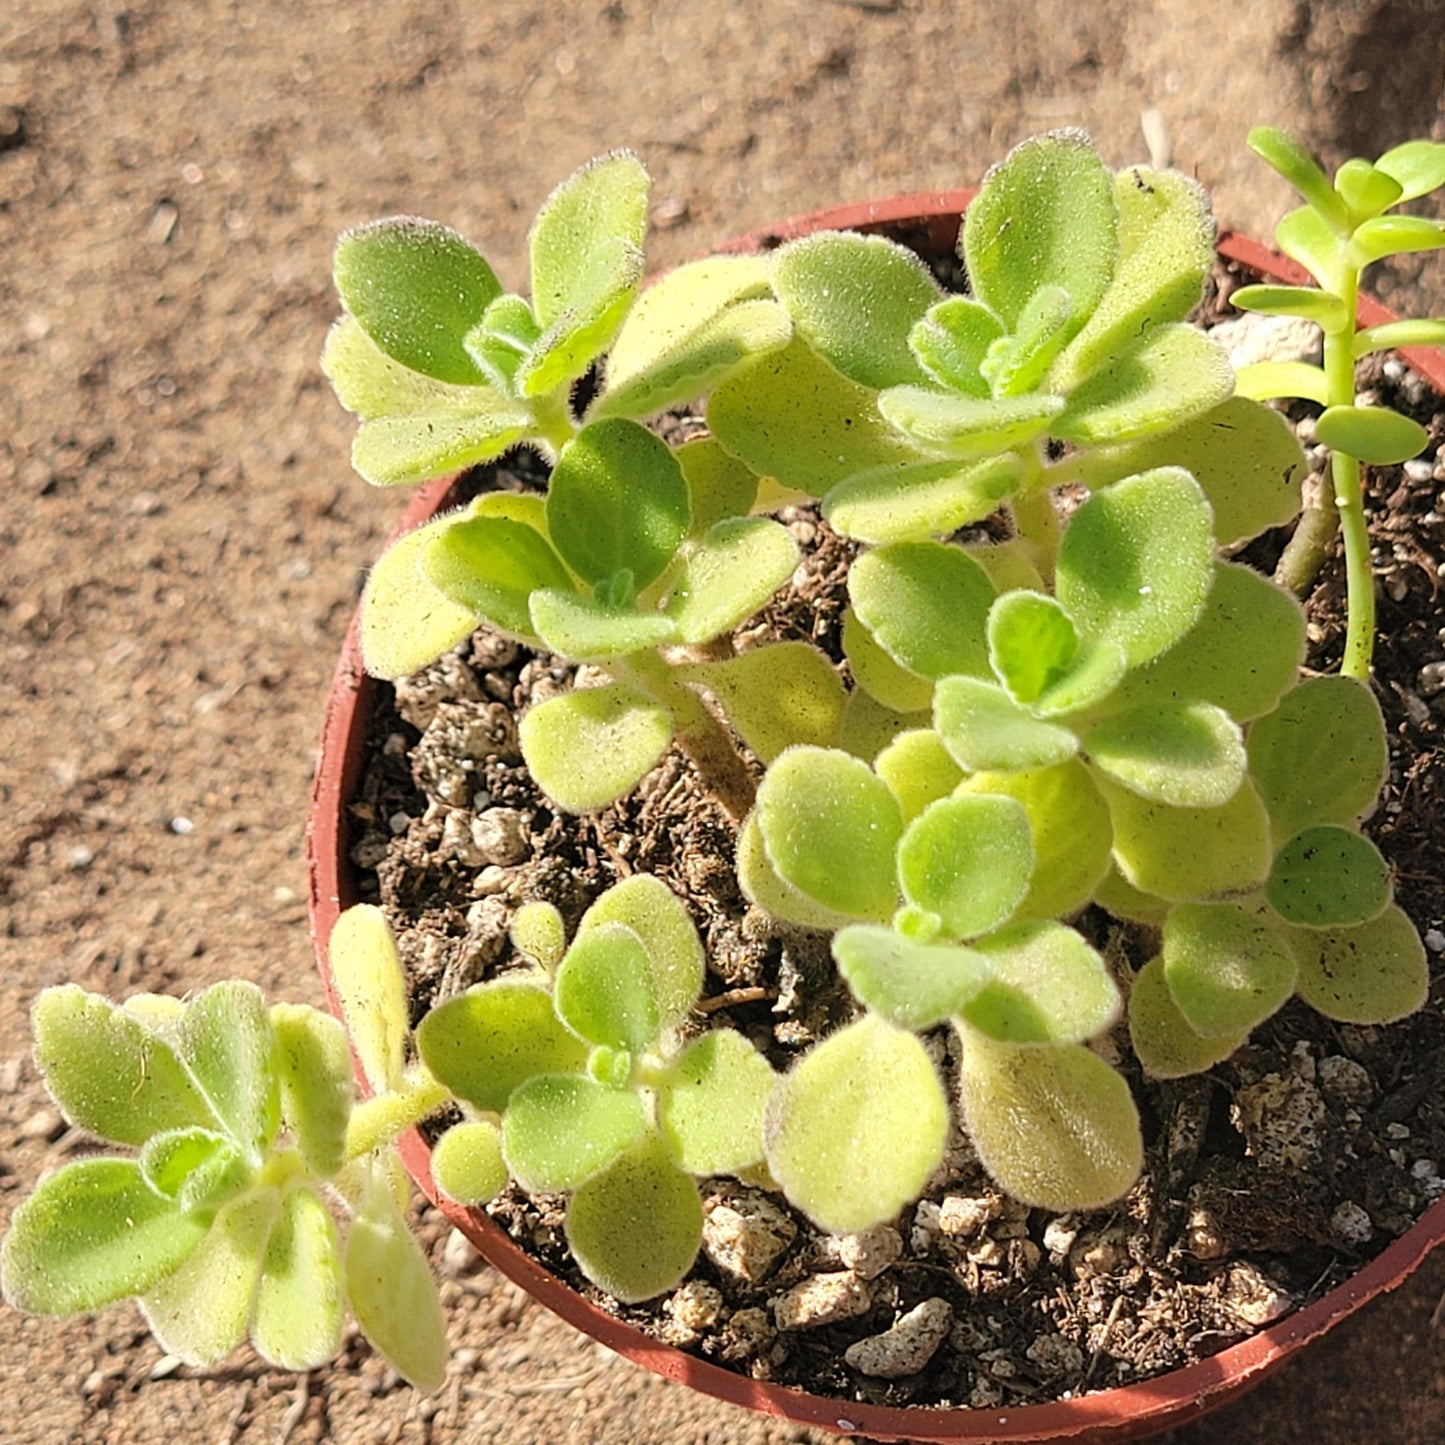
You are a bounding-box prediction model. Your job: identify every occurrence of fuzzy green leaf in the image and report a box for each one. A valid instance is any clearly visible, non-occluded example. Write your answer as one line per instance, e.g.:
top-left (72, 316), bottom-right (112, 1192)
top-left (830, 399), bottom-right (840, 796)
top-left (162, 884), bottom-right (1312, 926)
top-left (529, 589), bottom-right (676, 660)
top-left (708, 337), bottom-right (915, 496)
top-left (897, 793), bottom-right (1033, 941)
top-left (1, 1159), bottom-right (208, 1315)
top-left (838, 688), bottom-right (932, 765)
top-left (874, 729), bottom-right (965, 825)
top-left (1109, 561), bottom-right (1306, 722)
top-left (674, 437), bottom-right (760, 536)
top-left (1085, 700), bottom-right (1246, 809)
top-left (1314, 405), bottom-right (1429, 465)
top-left (959, 1031), bottom-right (1142, 1210)
top-left (909, 297), bottom-right (1003, 394)
top-left (343, 1169), bottom-right (446, 1390)
top-left (504, 1074), bottom-right (646, 1192)
top-left (934, 675), bottom-right (1079, 774)
top-left (555, 923), bottom-right (661, 1054)
top-left (658, 1030), bottom-right (775, 1176)
top-left (755, 747), bottom-right (903, 921)
top-left (519, 683), bottom-right (673, 813)
top-left (963, 131), bottom-right (1116, 337)
top-left (986, 593), bottom-right (1128, 718)
top-left (545, 419), bottom-right (690, 590)
top-left (736, 812), bottom-right (857, 931)
top-left (833, 925), bottom-right (990, 1031)
top-left (432, 1121), bottom-right (509, 1207)
top-left (843, 607), bottom-right (935, 713)
top-left (680, 643), bottom-right (846, 762)
top-left (335, 218), bottom-right (501, 384)
top-left (666, 517), bottom-right (798, 644)
top-left (1055, 466), bottom-right (1214, 667)
top-left (358, 516), bottom-right (479, 679)
top-left (1247, 675), bottom-right (1387, 842)
top-left (772, 231), bottom-right (941, 388)
top-left (139, 1129), bottom-right (251, 1214)
top-left (1291, 905), bottom-right (1428, 1024)
top-left (511, 901), bottom-right (567, 974)
top-left (1162, 903), bottom-right (1298, 1037)
top-left (565, 1133), bottom-right (703, 1302)
top-left (980, 284), bottom-right (1073, 396)
top-left (271, 1005), bottom-right (353, 1179)
top-left (576, 875), bottom-right (706, 1028)
top-left (1128, 955), bottom-right (1249, 1079)
top-left (139, 1192), bottom-right (276, 1367)
top-left (417, 981), bottom-right (590, 1115)
top-left (1093, 865), bottom-right (1170, 925)
top-left (823, 453), bottom-right (1022, 545)
top-left (850, 541), bottom-right (996, 682)
top-left (32, 986), bottom-right (212, 1147)
top-left (350, 402), bottom-right (533, 488)
top-left (956, 760), bottom-right (1113, 921)
top-left (174, 982), bottom-right (279, 1163)
top-left (879, 386), bottom-right (1064, 458)
top-left (1102, 774), bottom-right (1273, 903)
top-left (1053, 324), bottom-right (1234, 446)
top-left (425, 513), bottom-right (575, 641)
top-left (327, 903), bottom-right (410, 1096)
top-left (1267, 825), bottom-right (1392, 928)
top-left (765, 1016), bottom-right (949, 1234)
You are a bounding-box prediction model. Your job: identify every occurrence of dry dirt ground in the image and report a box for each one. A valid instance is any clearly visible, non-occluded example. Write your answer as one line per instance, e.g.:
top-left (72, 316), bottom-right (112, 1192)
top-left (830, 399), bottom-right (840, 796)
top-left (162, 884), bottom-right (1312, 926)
top-left (2, 2), bottom-right (1443, 1442)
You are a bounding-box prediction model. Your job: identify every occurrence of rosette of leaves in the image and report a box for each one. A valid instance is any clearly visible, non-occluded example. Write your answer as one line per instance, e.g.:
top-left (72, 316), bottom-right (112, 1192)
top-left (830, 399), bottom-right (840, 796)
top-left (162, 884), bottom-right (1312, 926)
top-left (0, 925), bottom-right (455, 1390)
top-left (1229, 129), bottom-right (1445, 676)
top-left (708, 129), bottom-right (1305, 562)
top-left (416, 876), bottom-right (775, 1302)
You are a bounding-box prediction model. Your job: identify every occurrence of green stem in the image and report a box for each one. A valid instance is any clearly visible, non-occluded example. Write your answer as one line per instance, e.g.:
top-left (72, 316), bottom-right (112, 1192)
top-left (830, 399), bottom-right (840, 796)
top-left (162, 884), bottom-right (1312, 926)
top-left (344, 1074), bottom-right (452, 1162)
top-left (530, 390), bottom-right (577, 458)
top-left (1008, 449), bottom-right (1058, 584)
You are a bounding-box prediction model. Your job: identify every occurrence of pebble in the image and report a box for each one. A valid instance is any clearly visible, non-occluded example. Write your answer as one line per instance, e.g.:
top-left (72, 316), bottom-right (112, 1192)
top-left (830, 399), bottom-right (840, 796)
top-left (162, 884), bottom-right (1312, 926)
top-left (702, 1188), bottom-right (796, 1284)
top-left (1231, 1070), bottom-right (1326, 1169)
top-left (1425, 929), bottom-right (1445, 955)
top-left (668, 1280), bottom-right (724, 1333)
top-left (938, 1194), bottom-right (997, 1238)
top-left (843, 1297), bottom-right (953, 1378)
top-left (1184, 1204), bottom-right (1229, 1260)
top-left (837, 1224), bottom-right (903, 1280)
top-left (1329, 1200), bottom-right (1373, 1246)
top-left (440, 1229), bottom-right (480, 1277)
top-left (1025, 1332), bottom-right (1085, 1377)
top-left (717, 1305), bottom-right (773, 1362)
top-left (1209, 312), bottom-right (1322, 370)
top-left (1317, 1055), bottom-right (1374, 1110)
top-left (471, 807), bottom-right (530, 866)
top-left (1220, 1262), bottom-right (1292, 1327)
top-left (1042, 1216), bottom-right (1079, 1260)
top-left (773, 1271), bottom-right (872, 1331)
top-left (19, 1107), bottom-right (64, 1142)
top-left (1404, 457), bottom-right (1437, 484)
top-left (1418, 661), bottom-right (1445, 697)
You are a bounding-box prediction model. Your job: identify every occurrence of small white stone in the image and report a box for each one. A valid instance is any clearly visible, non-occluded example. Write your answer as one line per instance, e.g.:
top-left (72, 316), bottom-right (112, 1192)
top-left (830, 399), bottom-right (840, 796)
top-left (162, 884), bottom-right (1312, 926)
top-left (843, 1297), bottom-right (953, 1378)
top-left (471, 807), bottom-right (530, 866)
top-left (773, 1272), bottom-right (872, 1331)
top-left (440, 1229), bottom-right (480, 1276)
top-left (1209, 312), bottom-right (1322, 370)
top-left (703, 1189), bottom-right (796, 1284)
top-left (939, 1194), bottom-right (996, 1238)
top-left (1042, 1216), bottom-right (1080, 1260)
top-left (1386, 1122), bottom-right (1412, 1140)
top-left (838, 1224), bottom-right (903, 1280)
top-left (1317, 1055), bottom-right (1374, 1110)
top-left (668, 1280), bottom-right (724, 1333)
top-left (1221, 1262), bottom-right (1293, 1326)
top-left (1329, 1200), bottom-right (1373, 1246)
top-left (1425, 929), bottom-right (1445, 954)
top-left (1404, 457), bottom-right (1436, 484)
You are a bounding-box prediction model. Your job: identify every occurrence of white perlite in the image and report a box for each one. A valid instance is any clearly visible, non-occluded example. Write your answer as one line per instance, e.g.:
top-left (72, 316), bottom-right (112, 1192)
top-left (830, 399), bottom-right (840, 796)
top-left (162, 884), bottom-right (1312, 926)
top-left (470, 806), bottom-right (530, 866)
top-left (1232, 1070), bottom-right (1326, 1170)
top-left (1221, 1262), bottom-right (1293, 1327)
top-left (1207, 312), bottom-right (1322, 370)
top-left (702, 1189), bottom-right (796, 1284)
top-left (1329, 1200), bottom-right (1374, 1246)
top-left (838, 1224), bottom-right (904, 1280)
top-left (938, 1194), bottom-right (997, 1238)
top-left (773, 1271), bottom-right (872, 1331)
top-left (843, 1297), bottom-right (953, 1378)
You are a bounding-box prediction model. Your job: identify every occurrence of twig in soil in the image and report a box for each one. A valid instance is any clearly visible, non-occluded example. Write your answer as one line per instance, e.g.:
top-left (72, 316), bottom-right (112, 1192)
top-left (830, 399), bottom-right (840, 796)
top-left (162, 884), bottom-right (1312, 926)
top-left (695, 985), bottom-right (777, 1014)
top-left (463, 1362), bottom-right (608, 1399)
top-left (1083, 1295), bottom-right (1126, 1386)
top-left (275, 1373), bottom-right (311, 1444)
top-left (221, 1381), bottom-right (252, 1445)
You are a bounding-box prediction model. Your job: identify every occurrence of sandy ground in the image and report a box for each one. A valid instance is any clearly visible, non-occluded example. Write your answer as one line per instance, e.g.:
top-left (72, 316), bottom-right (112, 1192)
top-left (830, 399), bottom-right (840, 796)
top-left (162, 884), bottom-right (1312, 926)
top-left (1, 1), bottom-right (1442, 1441)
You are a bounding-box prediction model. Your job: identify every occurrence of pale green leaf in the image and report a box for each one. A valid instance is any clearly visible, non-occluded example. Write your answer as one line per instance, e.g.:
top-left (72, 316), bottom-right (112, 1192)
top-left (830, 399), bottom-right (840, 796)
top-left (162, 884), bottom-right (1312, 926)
top-left (503, 1074), bottom-right (646, 1192)
top-left (554, 923), bottom-right (661, 1054)
top-left (1247, 128), bottom-right (1350, 233)
top-left (1, 1159), bottom-right (207, 1315)
top-left (1229, 284), bottom-right (1348, 330)
top-left (32, 986), bottom-right (212, 1146)
top-left (736, 812), bottom-right (858, 931)
top-left (565, 1133), bottom-right (702, 1302)
top-left (431, 1120), bottom-right (509, 1206)
top-left (878, 386), bottom-right (1064, 458)
top-left (139, 1129), bottom-right (251, 1213)
top-left (417, 981), bottom-right (589, 1115)
top-left (1084, 700), bottom-right (1246, 809)
top-left (958, 1031), bottom-right (1142, 1211)
top-left (843, 607), bottom-right (934, 714)
top-left (838, 687), bottom-right (932, 765)
top-left (1314, 405), bottom-right (1429, 465)
top-left (909, 297), bottom-right (1003, 394)
top-left (350, 402), bottom-right (533, 488)
top-left (1349, 215), bottom-right (1445, 267)
top-left (832, 924), bottom-right (990, 1031)
top-left (1093, 865), bottom-right (1170, 925)
top-left (1332, 157), bottom-right (1403, 224)
top-left (673, 437), bottom-right (760, 536)
top-left (1354, 318), bottom-right (1445, 358)
top-left (1128, 955), bottom-right (1248, 1079)
top-left (529, 589), bottom-right (676, 660)
top-left (765, 1016), bottom-right (949, 1234)
top-left (1266, 825), bottom-right (1392, 928)
top-left (1233, 360), bottom-right (1332, 407)
top-left (510, 901), bottom-right (567, 974)
top-left (874, 728), bottom-right (964, 825)
top-left (175, 982), bottom-right (279, 1162)
top-left (823, 452), bottom-right (1022, 545)
top-left (519, 683), bottom-right (673, 813)
top-left (933, 675), bottom-right (1079, 773)
top-left (1161, 903), bottom-right (1297, 1037)
top-left (1375, 140), bottom-right (1445, 202)
top-left (657, 1030), bottom-right (775, 1176)
top-left (327, 904), bottom-right (410, 1096)
top-left (987, 591), bottom-right (1079, 706)
top-left (1291, 905), bottom-right (1428, 1024)
top-left (1275, 204), bottom-right (1347, 291)
top-left (272, 1004), bottom-right (353, 1179)
top-left (666, 517), bottom-right (798, 644)
top-left (980, 284), bottom-right (1073, 396)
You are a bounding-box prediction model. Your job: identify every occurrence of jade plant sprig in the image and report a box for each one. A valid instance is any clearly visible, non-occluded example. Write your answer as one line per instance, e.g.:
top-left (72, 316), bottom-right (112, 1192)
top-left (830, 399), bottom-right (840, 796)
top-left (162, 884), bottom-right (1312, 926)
top-left (1230, 127), bottom-right (1445, 675)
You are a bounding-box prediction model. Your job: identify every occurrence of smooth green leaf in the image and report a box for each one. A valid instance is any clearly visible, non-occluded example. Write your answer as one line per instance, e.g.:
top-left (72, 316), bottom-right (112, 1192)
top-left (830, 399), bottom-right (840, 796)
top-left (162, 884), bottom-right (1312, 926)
top-left (897, 793), bottom-right (1033, 940)
top-left (1229, 284), bottom-right (1349, 330)
top-left (1349, 215), bottom-right (1445, 266)
top-left (343, 1169), bottom-right (446, 1390)
top-left (878, 386), bottom-right (1064, 458)
top-left (874, 728), bottom-right (964, 824)
top-left (1161, 903), bottom-right (1297, 1037)
top-left (358, 516), bottom-right (478, 679)
top-left (417, 981), bottom-right (590, 1115)
top-left (1085, 700), bottom-right (1246, 809)
top-left (823, 453), bottom-right (1022, 545)
top-left (1354, 318), bottom-right (1445, 357)
top-left (529, 589), bottom-right (676, 660)
top-left (674, 437), bottom-right (760, 536)
top-left (961, 922), bottom-right (1120, 1045)
top-left (1275, 204), bottom-right (1347, 291)
top-left (327, 904), bottom-right (410, 1096)
top-left (335, 218), bottom-right (501, 384)
top-left (546, 419), bottom-right (689, 589)
top-left (736, 812), bottom-right (857, 931)
top-left (680, 643), bottom-right (846, 763)
top-left (1291, 905), bottom-right (1428, 1023)
top-left (1247, 127), bottom-right (1350, 232)
top-left (1128, 955), bottom-right (1249, 1079)
top-left (1375, 139), bottom-right (1445, 201)
top-left (425, 513), bottom-right (574, 640)
top-left (32, 986), bottom-right (211, 1146)
top-left (765, 1016), bottom-right (949, 1234)
top-left (431, 1120), bottom-right (509, 1206)
top-left (555, 923), bottom-right (661, 1053)
top-left (754, 747), bottom-right (902, 921)
top-left (575, 875), bottom-right (705, 1028)
top-left (933, 675), bottom-right (1079, 773)
top-left (832, 924), bottom-right (990, 1031)
top-left (519, 683), bottom-right (673, 813)
top-left (1055, 466), bottom-right (1214, 667)
top-left (1314, 405), bottom-right (1429, 464)
top-left (964, 130), bottom-right (1116, 336)
top-left (1247, 675), bottom-right (1387, 841)
top-left (1334, 157), bottom-right (1404, 222)
top-left (565, 1133), bottom-right (702, 1302)
top-left (174, 982), bottom-right (279, 1162)
top-left (909, 297), bottom-right (1003, 394)
top-left (666, 516), bottom-right (798, 644)
top-left (1233, 360), bottom-right (1333, 407)
top-left (272, 1004), bottom-right (353, 1179)
top-left (503, 1074), bottom-right (646, 1192)
top-left (772, 230), bottom-right (941, 388)
top-left (1, 1159), bottom-right (207, 1315)
top-left (657, 1030), bottom-right (775, 1176)
top-left (1266, 825), bottom-right (1392, 928)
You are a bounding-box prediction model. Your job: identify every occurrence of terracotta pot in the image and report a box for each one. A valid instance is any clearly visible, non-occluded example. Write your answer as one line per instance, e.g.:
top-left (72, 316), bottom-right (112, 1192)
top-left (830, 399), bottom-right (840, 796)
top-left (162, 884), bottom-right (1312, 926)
top-left (307, 195), bottom-right (1445, 1444)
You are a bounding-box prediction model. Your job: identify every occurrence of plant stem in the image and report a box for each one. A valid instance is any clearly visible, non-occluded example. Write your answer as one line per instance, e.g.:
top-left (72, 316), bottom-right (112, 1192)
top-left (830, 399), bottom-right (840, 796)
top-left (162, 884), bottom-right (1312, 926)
top-left (344, 1074), bottom-right (452, 1162)
top-left (1009, 449), bottom-right (1058, 584)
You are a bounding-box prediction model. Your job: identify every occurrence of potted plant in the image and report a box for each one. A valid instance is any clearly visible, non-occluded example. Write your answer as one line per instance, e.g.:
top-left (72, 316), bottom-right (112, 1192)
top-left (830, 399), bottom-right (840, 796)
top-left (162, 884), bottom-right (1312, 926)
top-left (5, 129), bottom-right (1444, 1442)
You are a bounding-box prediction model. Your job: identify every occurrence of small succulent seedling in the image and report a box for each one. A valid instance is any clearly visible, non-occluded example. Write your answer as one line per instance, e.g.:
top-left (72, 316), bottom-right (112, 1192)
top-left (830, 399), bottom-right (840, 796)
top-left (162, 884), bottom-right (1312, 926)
top-left (1231, 128), bottom-right (1445, 675)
